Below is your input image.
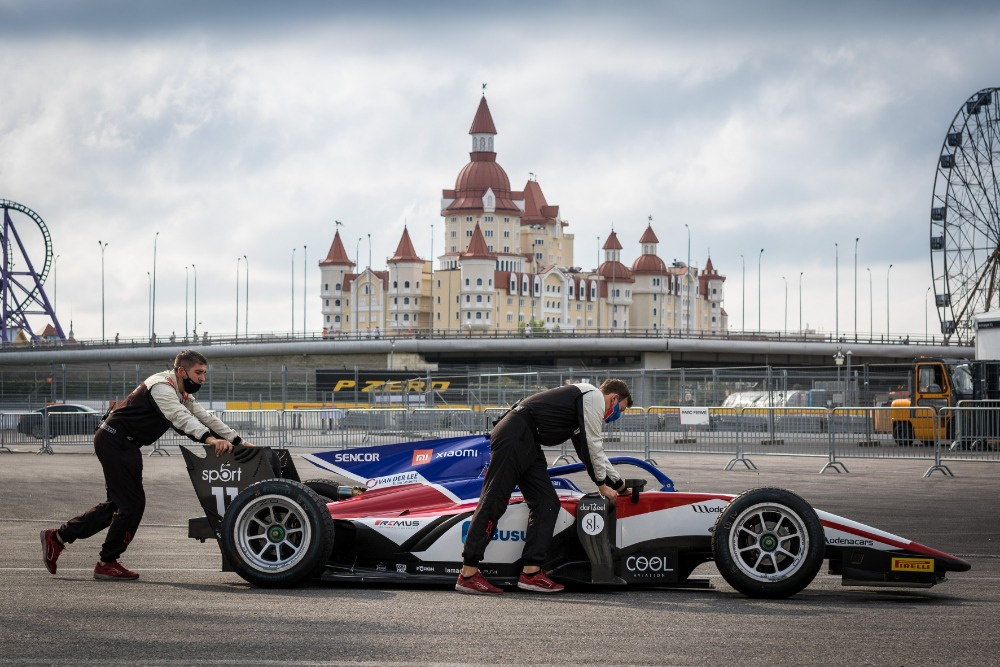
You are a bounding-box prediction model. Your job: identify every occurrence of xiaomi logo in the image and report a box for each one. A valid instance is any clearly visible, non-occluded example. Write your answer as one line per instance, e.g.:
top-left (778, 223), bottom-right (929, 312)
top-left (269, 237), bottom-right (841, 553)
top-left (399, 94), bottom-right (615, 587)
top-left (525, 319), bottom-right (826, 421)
top-left (412, 449), bottom-right (433, 466)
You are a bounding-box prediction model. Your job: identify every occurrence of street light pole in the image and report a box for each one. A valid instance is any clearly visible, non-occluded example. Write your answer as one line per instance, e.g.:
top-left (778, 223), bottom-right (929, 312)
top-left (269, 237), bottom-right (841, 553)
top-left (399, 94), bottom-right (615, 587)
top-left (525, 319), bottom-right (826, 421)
top-left (152, 231), bottom-right (159, 339)
top-left (798, 271), bottom-right (803, 334)
top-left (97, 241), bottom-right (108, 342)
top-left (291, 248), bottom-right (296, 336)
top-left (835, 242), bottom-right (839, 341)
top-left (782, 275), bottom-right (787, 336)
top-left (925, 286), bottom-right (931, 339)
top-left (191, 264), bottom-right (197, 337)
top-left (146, 271), bottom-right (151, 338)
top-left (244, 255), bottom-right (249, 338)
top-left (367, 233), bottom-right (372, 334)
top-left (235, 257), bottom-right (241, 339)
top-left (886, 264), bottom-right (893, 337)
top-left (430, 223), bottom-right (434, 337)
top-left (740, 254), bottom-right (745, 333)
top-left (54, 254), bottom-right (60, 318)
top-left (757, 248), bottom-right (764, 333)
top-left (866, 267), bottom-right (872, 340)
top-left (684, 222), bottom-right (690, 334)
top-left (302, 245), bottom-right (307, 334)
top-left (596, 236), bottom-right (601, 335)
top-left (185, 265), bottom-right (189, 341)
top-left (854, 237), bottom-right (859, 336)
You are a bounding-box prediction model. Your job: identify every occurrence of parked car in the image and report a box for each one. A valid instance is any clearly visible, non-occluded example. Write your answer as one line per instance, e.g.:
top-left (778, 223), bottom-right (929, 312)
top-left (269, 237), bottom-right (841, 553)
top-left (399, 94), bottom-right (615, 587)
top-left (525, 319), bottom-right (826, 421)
top-left (17, 403), bottom-right (102, 438)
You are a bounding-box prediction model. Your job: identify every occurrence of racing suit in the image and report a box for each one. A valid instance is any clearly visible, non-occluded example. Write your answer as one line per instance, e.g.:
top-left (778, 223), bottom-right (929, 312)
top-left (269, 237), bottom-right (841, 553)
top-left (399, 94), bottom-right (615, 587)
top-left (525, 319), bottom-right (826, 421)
top-left (58, 370), bottom-right (245, 563)
top-left (461, 383), bottom-right (626, 568)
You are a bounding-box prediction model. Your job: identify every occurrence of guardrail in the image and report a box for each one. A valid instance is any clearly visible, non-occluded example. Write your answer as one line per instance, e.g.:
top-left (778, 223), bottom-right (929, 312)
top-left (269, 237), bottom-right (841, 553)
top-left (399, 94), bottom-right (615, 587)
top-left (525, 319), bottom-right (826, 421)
top-left (6, 405), bottom-right (998, 477)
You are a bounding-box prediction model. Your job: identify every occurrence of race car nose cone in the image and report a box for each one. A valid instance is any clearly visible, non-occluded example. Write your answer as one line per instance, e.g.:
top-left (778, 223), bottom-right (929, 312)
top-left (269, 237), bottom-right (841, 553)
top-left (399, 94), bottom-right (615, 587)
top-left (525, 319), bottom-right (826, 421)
top-left (267, 525), bottom-right (286, 543)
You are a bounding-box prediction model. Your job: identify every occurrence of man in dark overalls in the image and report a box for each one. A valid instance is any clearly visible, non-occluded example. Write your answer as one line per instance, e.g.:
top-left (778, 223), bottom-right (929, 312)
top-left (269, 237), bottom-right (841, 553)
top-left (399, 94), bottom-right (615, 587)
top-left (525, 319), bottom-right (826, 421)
top-left (456, 378), bottom-right (632, 595)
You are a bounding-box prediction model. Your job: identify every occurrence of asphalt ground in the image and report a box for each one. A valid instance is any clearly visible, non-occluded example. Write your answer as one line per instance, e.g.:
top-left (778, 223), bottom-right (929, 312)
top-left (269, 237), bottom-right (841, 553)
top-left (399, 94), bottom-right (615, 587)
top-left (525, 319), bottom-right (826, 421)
top-left (1, 444), bottom-right (998, 667)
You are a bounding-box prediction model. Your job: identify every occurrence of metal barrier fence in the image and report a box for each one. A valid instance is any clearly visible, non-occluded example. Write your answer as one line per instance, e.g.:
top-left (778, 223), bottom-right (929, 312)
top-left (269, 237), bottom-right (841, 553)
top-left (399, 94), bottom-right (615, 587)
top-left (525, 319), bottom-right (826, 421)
top-left (6, 404), bottom-right (999, 477)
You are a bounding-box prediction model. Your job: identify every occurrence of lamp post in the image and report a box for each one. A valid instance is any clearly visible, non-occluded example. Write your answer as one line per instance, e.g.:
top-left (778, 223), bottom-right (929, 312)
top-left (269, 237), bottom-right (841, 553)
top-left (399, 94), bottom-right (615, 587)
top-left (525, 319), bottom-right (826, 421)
top-left (757, 248), bottom-right (764, 333)
top-left (835, 242), bottom-right (839, 341)
top-left (429, 223), bottom-right (434, 337)
top-left (367, 233), bottom-right (372, 335)
top-left (740, 254), bottom-right (745, 333)
top-left (781, 275), bottom-right (787, 336)
top-left (243, 255), bottom-right (249, 338)
top-left (235, 257), bottom-right (241, 339)
top-left (146, 271), bottom-right (151, 338)
top-left (596, 236), bottom-right (601, 335)
top-left (684, 222), bottom-right (690, 334)
top-left (184, 265), bottom-right (189, 341)
top-left (798, 271), bottom-right (804, 335)
top-left (54, 254), bottom-right (60, 317)
top-left (866, 267), bottom-right (872, 340)
top-left (191, 264), bottom-right (197, 338)
top-left (854, 237), bottom-right (859, 336)
top-left (97, 241), bottom-right (108, 342)
top-left (886, 264), bottom-right (893, 338)
top-left (355, 237), bottom-right (362, 335)
top-left (151, 231), bottom-right (159, 339)
top-left (302, 245), bottom-right (307, 334)
top-left (925, 286), bottom-right (931, 340)
top-left (291, 248), bottom-right (296, 336)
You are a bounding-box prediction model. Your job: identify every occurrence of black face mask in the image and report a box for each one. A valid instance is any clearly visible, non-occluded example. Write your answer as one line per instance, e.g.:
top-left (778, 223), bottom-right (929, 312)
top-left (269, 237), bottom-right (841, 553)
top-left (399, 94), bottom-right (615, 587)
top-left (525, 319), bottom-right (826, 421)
top-left (182, 377), bottom-right (202, 394)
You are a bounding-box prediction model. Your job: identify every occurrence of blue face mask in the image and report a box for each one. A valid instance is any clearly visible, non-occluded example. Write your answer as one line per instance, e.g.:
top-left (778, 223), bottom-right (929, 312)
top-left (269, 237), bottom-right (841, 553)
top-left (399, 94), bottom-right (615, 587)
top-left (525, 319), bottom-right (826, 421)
top-left (603, 401), bottom-right (622, 424)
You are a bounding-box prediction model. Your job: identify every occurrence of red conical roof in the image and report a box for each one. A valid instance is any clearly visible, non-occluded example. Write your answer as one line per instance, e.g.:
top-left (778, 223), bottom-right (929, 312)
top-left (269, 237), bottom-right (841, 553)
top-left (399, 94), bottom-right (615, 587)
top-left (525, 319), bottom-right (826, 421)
top-left (462, 223), bottom-right (495, 260)
top-left (319, 230), bottom-right (355, 267)
top-left (388, 226), bottom-right (423, 264)
top-left (603, 230), bottom-right (623, 251)
top-left (639, 224), bottom-right (659, 244)
top-left (469, 96), bottom-right (497, 135)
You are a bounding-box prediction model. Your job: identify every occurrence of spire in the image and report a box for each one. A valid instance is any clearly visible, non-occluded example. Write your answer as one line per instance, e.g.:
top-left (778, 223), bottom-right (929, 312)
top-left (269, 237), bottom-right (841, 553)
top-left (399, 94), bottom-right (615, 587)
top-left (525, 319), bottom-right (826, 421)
top-left (603, 230), bottom-right (623, 250)
top-left (469, 96), bottom-right (497, 135)
top-left (388, 226), bottom-right (423, 263)
top-left (319, 230), bottom-right (355, 267)
top-left (462, 223), bottom-right (495, 259)
top-left (639, 224), bottom-right (659, 244)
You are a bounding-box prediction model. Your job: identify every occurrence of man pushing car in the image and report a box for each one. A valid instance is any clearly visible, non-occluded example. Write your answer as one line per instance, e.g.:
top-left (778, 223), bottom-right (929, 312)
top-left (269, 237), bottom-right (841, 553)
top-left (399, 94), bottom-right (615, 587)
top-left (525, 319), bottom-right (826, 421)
top-left (457, 378), bottom-right (632, 595)
top-left (40, 350), bottom-right (254, 580)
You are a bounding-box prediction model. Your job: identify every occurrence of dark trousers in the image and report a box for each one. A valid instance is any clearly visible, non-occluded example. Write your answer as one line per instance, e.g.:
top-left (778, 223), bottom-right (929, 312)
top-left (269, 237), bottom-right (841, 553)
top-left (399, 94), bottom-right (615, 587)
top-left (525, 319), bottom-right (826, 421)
top-left (461, 413), bottom-right (560, 568)
top-left (59, 430), bottom-right (145, 563)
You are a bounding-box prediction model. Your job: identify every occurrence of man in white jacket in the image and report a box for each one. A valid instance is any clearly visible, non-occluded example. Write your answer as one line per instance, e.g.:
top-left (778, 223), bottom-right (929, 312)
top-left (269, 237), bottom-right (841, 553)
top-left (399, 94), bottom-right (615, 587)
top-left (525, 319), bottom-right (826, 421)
top-left (41, 350), bottom-right (253, 580)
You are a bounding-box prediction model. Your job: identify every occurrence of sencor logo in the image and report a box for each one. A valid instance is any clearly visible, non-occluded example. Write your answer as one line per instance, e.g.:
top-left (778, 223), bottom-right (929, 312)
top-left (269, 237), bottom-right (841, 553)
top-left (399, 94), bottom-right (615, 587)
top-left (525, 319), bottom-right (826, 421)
top-left (412, 449), bottom-right (432, 465)
top-left (891, 557), bottom-right (934, 572)
top-left (334, 452), bottom-right (380, 462)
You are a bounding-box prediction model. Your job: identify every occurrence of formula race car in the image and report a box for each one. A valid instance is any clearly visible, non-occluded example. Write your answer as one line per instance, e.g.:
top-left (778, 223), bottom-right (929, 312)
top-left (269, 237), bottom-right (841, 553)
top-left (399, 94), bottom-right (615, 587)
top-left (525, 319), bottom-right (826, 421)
top-left (182, 435), bottom-right (970, 598)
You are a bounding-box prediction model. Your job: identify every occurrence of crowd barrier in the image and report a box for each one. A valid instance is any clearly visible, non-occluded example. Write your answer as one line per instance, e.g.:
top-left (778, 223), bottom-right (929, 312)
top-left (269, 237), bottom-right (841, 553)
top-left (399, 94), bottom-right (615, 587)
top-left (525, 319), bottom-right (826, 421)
top-left (5, 404), bottom-right (998, 477)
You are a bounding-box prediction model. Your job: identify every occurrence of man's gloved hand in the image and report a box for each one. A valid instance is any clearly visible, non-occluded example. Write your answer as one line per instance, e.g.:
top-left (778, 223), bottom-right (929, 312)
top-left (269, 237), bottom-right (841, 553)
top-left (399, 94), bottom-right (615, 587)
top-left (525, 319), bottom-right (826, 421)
top-left (597, 484), bottom-right (619, 504)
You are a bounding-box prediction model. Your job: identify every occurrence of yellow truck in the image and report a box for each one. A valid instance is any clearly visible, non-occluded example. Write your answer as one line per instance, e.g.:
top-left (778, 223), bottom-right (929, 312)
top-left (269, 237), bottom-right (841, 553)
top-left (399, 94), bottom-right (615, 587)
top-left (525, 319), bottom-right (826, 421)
top-left (890, 357), bottom-right (983, 445)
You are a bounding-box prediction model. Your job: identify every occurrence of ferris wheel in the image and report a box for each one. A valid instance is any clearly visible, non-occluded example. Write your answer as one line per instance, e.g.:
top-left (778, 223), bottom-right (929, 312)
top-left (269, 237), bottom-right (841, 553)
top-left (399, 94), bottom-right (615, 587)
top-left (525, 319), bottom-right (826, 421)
top-left (930, 87), bottom-right (1000, 343)
top-left (0, 198), bottom-right (63, 343)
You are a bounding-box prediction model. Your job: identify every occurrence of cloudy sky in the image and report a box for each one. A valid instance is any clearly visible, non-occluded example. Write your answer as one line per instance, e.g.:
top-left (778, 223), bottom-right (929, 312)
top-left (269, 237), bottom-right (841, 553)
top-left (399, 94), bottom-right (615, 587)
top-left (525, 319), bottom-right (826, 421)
top-left (1, 0), bottom-right (997, 342)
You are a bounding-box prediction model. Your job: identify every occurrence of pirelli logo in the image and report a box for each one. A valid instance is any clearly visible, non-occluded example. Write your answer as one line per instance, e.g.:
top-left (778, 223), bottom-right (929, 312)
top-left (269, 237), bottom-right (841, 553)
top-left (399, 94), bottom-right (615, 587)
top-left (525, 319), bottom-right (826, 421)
top-left (891, 557), bottom-right (934, 572)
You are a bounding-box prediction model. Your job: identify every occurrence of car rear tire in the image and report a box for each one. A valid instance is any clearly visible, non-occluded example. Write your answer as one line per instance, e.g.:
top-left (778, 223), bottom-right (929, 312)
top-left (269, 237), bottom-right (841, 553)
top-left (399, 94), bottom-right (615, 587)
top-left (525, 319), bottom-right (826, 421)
top-left (712, 487), bottom-right (825, 599)
top-left (221, 480), bottom-right (334, 588)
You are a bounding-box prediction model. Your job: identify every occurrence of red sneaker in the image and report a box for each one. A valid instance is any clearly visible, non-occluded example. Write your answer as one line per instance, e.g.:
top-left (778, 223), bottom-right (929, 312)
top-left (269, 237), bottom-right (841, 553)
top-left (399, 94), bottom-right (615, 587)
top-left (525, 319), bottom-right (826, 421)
top-left (40, 529), bottom-right (64, 575)
top-left (94, 561), bottom-right (140, 580)
top-left (517, 569), bottom-right (564, 593)
top-left (455, 571), bottom-right (502, 595)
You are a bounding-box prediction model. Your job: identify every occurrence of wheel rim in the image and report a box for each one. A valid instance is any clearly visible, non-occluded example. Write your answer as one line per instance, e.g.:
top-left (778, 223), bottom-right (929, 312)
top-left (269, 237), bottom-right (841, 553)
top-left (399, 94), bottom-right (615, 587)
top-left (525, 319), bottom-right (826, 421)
top-left (233, 494), bottom-right (312, 573)
top-left (728, 502), bottom-right (810, 582)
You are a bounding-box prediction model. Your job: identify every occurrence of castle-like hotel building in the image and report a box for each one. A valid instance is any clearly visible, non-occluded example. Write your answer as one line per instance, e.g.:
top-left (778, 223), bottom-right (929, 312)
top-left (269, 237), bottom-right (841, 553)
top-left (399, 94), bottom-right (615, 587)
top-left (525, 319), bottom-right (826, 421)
top-left (318, 96), bottom-right (727, 336)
